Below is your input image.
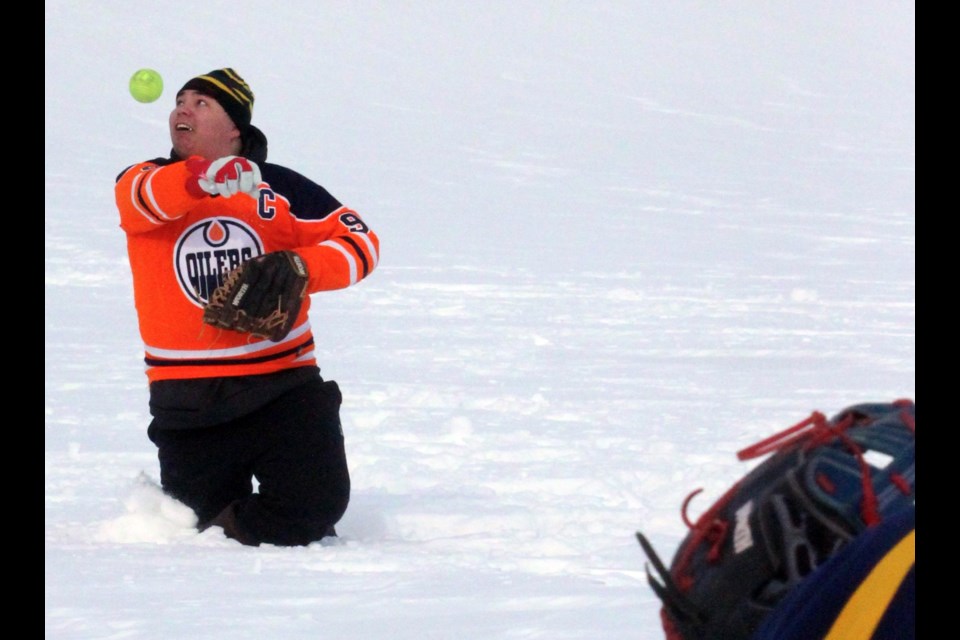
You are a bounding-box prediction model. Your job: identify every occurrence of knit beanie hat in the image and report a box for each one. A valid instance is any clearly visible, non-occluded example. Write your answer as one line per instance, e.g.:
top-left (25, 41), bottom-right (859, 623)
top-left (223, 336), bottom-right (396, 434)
top-left (178, 68), bottom-right (254, 131)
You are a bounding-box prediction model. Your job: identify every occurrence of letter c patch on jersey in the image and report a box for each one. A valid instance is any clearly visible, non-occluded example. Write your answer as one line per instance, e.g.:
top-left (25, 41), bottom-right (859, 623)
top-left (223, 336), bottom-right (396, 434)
top-left (258, 188), bottom-right (278, 220)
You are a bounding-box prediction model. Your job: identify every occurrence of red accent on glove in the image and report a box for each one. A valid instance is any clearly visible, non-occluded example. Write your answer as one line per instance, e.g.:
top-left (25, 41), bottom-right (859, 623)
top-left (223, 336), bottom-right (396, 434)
top-left (212, 157), bottom-right (255, 183)
top-left (185, 156), bottom-right (213, 198)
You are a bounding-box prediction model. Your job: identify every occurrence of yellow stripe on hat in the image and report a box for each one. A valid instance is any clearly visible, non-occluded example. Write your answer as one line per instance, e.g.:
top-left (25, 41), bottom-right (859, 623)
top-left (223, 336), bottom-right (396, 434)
top-left (222, 68), bottom-right (251, 93)
top-left (198, 75), bottom-right (253, 109)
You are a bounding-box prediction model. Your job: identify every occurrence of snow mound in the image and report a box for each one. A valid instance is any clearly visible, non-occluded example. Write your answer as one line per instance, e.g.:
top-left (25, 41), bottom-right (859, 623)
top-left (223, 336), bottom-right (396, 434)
top-left (95, 472), bottom-right (199, 544)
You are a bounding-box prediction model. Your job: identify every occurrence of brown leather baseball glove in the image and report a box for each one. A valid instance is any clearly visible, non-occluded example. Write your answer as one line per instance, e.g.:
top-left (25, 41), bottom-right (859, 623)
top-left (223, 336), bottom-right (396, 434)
top-left (202, 250), bottom-right (309, 342)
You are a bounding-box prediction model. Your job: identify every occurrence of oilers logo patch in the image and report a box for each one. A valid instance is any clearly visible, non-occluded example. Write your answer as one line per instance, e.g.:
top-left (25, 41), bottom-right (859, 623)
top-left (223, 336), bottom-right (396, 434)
top-left (174, 218), bottom-right (264, 306)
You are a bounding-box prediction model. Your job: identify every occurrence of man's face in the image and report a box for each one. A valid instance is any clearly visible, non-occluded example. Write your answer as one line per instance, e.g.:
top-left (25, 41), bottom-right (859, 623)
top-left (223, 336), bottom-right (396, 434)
top-left (169, 89), bottom-right (241, 160)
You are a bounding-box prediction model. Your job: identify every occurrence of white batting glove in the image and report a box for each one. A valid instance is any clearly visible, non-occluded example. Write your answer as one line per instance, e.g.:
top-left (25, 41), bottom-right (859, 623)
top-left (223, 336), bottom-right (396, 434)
top-left (198, 156), bottom-right (262, 199)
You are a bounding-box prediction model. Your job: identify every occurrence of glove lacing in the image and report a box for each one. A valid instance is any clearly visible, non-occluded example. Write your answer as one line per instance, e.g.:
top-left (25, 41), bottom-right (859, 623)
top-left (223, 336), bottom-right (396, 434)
top-left (737, 401), bottom-right (915, 528)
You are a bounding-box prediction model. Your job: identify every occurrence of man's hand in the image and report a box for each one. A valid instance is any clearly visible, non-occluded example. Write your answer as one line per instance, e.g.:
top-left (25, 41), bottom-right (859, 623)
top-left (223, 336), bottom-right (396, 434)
top-left (187, 155), bottom-right (262, 199)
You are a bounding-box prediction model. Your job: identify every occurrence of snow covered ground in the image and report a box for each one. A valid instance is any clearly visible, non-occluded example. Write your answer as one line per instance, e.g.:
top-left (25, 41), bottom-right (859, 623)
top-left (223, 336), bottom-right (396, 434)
top-left (45, 2), bottom-right (914, 638)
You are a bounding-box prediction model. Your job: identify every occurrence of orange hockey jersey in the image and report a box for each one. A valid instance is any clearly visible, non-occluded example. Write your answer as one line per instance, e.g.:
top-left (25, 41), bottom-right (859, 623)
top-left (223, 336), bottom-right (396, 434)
top-left (115, 157), bottom-right (379, 383)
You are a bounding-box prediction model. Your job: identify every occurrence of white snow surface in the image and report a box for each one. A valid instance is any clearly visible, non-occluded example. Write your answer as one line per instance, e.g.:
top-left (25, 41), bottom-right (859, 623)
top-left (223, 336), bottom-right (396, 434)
top-left (45, 2), bottom-right (914, 639)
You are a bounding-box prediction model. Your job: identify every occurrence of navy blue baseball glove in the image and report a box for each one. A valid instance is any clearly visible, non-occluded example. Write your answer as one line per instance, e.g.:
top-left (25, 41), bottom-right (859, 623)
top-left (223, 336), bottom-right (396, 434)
top-left (636, 400), bottom-right (915, 640)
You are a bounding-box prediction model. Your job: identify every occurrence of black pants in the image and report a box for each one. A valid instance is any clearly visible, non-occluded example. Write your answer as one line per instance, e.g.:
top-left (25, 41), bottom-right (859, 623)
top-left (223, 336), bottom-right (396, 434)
top-left (148, 378), bottom-right (349, 546)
